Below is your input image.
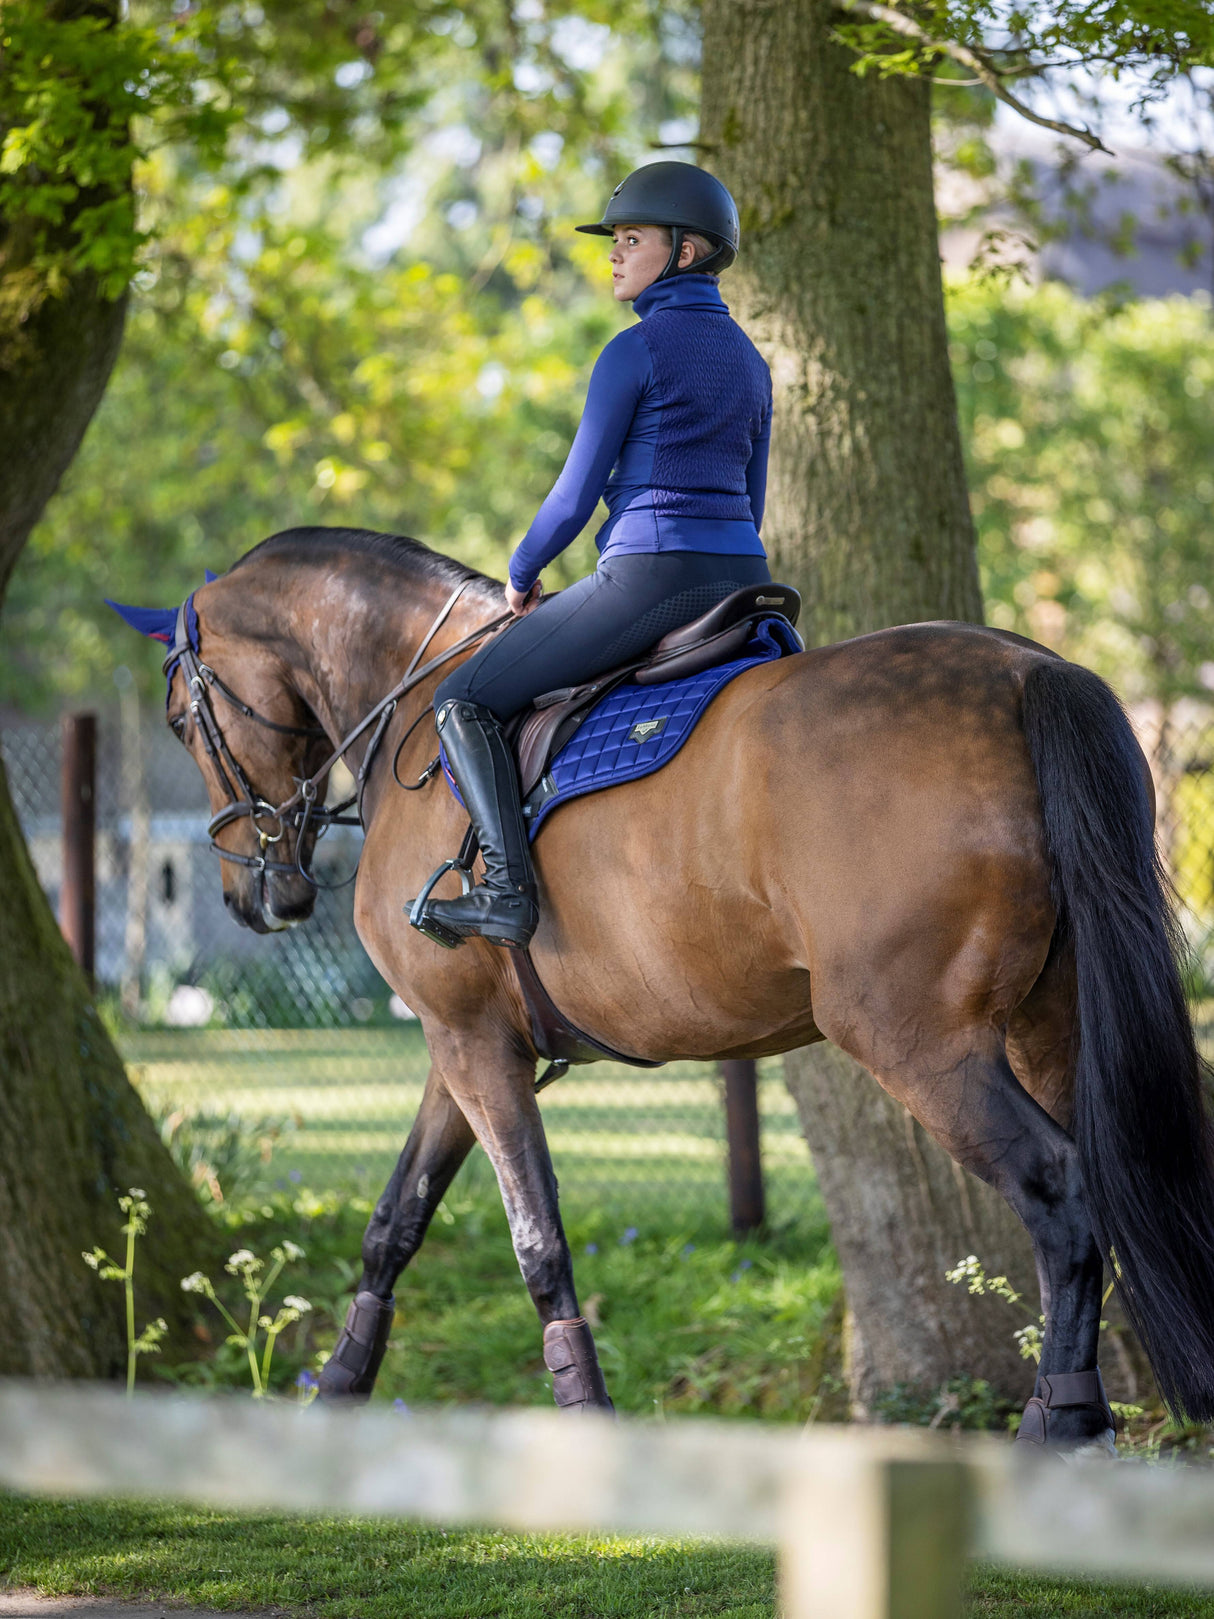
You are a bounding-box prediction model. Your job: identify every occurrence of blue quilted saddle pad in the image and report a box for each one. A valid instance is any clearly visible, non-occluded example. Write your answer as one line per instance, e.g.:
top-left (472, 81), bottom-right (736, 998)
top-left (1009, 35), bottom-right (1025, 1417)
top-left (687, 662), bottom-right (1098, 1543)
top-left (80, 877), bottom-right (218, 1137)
top-left (442, 615), bottom-right (802, 841)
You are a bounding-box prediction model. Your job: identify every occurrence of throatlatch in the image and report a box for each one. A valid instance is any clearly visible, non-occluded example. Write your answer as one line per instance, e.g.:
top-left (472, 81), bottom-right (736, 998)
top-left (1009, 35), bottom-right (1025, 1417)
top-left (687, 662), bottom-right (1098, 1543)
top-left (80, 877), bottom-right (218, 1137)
top-left (543, 1316), bottom-right (614, 1412)
top-left (321, 1290), bottom-right (396, 1401)
top-left (1015, 1367), bottom-right (1116, 1448)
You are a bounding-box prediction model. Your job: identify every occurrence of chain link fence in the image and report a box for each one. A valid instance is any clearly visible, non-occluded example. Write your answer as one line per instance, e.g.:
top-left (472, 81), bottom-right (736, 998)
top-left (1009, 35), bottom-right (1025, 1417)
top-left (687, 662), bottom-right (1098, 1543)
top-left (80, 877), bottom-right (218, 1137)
top-left (2, 701), bottom-right (814, 1234)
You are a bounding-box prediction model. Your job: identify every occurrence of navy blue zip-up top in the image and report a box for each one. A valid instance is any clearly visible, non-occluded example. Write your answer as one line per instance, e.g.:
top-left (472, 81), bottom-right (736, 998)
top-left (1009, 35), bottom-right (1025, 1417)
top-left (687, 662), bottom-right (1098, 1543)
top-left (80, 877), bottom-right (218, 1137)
top-left (508, 273), bottom-right (772, 593)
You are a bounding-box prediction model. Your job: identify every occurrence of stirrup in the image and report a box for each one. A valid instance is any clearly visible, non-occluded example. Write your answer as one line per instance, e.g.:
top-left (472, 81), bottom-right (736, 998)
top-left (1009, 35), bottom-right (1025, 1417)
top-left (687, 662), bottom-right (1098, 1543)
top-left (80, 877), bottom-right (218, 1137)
top-left (408, 857), bottom-right (474, 949)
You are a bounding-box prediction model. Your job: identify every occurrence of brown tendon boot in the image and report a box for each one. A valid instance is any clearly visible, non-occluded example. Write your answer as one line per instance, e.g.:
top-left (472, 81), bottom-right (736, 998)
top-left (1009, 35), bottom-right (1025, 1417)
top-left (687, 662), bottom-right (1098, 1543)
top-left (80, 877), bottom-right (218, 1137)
top-left (319, 1290), bottom-right (396, 1401)
top-left (542, 1316), bottom-right (614, 1412)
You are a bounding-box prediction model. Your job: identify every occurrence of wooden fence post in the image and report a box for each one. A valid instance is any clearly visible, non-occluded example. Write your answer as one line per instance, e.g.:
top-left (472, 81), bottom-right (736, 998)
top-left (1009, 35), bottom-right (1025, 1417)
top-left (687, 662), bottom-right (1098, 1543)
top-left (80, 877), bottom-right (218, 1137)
top-left (780, 1448), bottom-right (968, 1619)
top-left (60, 710), bottom-right (97, 983)
top-left (720, 1058), bottom-right (765, 1235)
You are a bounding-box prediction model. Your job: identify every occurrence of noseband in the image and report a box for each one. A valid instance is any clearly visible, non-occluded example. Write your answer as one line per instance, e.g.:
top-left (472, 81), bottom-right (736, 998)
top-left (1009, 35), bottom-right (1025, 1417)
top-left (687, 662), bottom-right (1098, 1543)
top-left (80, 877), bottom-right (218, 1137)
top-left (163, 582), bottom-right (511, 887)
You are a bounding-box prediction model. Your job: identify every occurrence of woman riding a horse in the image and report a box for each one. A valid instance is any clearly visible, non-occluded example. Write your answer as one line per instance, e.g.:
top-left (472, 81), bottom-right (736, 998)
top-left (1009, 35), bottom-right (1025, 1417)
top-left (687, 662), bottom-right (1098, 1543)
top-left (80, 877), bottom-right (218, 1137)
top-left (410, 161), bottom-right (774, 950)
top-left (111, 162), bottom-right (1214, 1447)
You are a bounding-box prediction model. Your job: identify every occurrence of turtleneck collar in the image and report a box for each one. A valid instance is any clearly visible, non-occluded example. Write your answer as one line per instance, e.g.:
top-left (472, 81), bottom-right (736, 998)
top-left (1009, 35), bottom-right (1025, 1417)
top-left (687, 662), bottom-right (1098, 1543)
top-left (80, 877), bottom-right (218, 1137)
top-left (633, 273), bottom-right (728, 320)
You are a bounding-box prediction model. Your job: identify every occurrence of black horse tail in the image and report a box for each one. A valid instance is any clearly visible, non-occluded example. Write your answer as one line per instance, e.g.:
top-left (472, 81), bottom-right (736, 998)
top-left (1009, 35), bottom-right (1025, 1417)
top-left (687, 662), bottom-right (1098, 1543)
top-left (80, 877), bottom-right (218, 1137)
top-left (1022, 657), bottom-right (1214, 1419)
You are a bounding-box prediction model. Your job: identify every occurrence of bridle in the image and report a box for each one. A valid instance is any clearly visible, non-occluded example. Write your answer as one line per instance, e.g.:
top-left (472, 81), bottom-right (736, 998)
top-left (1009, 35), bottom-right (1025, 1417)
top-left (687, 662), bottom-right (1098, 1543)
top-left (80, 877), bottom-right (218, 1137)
top-left (164, 581), bottom-right (511, 887)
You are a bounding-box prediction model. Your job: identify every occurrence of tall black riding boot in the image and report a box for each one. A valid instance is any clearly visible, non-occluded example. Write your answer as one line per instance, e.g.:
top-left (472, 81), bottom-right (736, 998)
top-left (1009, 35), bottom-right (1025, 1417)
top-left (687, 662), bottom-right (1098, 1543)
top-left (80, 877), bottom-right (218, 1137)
top-left (410, 700), bottom-right (539, 949)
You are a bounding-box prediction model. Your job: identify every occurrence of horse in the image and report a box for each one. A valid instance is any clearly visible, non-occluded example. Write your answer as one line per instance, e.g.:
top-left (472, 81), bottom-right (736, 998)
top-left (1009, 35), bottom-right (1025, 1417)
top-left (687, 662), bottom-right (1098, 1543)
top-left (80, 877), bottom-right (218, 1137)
top-left (115, 523), bottom-right (1214, 1446)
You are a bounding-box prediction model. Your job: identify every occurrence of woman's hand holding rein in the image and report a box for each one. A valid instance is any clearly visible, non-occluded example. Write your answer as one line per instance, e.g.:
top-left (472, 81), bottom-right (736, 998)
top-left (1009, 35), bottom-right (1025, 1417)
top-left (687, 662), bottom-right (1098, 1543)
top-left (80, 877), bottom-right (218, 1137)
top-left (506, 580), bottom-right (543, 617)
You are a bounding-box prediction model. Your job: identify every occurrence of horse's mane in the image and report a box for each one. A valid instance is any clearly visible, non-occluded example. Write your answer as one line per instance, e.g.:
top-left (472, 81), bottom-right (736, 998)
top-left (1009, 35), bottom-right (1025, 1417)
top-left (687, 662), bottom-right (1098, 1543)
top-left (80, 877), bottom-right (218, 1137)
top-left (231, 526), bottom-right (502, 603)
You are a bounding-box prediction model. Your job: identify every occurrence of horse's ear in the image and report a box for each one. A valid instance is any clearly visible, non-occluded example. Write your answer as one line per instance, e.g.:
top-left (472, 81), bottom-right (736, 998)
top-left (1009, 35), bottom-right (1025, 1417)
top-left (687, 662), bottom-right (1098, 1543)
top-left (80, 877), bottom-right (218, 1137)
top-left (104, 600), bottom-right (178, 645)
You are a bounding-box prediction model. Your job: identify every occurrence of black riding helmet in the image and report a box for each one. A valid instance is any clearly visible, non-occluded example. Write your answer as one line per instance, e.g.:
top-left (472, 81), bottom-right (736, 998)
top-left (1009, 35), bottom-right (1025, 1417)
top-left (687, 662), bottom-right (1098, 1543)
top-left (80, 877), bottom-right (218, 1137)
top-left (576, 161), bottom-right (739, 281)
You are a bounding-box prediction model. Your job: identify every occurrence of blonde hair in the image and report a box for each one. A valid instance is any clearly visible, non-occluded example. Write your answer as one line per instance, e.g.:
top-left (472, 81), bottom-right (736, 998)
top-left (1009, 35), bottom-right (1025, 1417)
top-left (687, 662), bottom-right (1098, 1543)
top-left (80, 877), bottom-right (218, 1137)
top-left (658, 227), bottom-right (717, 266)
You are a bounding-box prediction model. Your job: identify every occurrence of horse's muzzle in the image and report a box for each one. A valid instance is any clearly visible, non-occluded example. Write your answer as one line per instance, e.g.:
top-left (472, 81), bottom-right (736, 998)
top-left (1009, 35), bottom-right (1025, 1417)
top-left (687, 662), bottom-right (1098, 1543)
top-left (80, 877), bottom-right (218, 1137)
top-left (224, 869), bottom-right (317, 933)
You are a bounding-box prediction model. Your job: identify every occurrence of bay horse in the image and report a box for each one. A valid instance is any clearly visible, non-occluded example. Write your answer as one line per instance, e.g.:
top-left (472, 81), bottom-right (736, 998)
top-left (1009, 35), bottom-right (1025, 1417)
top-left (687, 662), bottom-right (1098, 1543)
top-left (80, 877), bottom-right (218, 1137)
top-left (127, 524), bottom-right (1214, 1446)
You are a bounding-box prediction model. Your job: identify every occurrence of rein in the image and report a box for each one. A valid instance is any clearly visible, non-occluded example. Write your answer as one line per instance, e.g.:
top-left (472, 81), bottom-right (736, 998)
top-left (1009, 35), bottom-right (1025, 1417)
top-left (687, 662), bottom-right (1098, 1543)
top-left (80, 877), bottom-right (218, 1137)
top-left (164, 580), bottom-right (511, 886)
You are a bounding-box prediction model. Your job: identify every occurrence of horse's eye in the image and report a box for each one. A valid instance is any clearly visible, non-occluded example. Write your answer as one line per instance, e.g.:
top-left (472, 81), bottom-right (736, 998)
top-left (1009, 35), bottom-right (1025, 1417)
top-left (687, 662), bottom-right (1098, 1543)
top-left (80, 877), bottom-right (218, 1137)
top-left (169, 715), bottom-right (187, 741)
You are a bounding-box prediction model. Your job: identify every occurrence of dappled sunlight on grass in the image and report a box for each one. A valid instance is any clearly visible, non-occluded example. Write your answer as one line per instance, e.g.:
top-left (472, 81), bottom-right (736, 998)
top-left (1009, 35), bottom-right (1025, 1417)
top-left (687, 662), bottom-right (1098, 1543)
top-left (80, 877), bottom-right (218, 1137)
top-left (0, 1498), bottom-right (775, 1619)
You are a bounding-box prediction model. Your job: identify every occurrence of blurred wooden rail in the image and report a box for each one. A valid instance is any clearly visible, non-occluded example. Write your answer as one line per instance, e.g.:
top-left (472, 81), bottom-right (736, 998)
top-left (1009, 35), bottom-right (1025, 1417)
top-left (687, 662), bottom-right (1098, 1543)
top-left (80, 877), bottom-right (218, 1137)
top-left (2, 1384), bottom-right (1214, 1618)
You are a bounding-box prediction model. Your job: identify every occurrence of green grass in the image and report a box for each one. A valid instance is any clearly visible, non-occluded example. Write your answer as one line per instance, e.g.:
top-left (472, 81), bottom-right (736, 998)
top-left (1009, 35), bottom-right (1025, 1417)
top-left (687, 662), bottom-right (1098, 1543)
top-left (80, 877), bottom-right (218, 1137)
top-left (0, 1497), bottom-right (773, 1619)
top-left (4, 1497), bottom-right (1214, 1618)
top-left (42, 1024), bottom-right (1205, 1616)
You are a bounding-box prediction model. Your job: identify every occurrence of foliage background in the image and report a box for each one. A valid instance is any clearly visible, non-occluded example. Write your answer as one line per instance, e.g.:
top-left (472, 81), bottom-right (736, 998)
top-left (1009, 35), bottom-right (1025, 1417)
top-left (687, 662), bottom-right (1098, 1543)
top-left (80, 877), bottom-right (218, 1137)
top-left (3, 6), bottom-right (1211, 715)
top-left (1, 0), bottom-right (701, 707)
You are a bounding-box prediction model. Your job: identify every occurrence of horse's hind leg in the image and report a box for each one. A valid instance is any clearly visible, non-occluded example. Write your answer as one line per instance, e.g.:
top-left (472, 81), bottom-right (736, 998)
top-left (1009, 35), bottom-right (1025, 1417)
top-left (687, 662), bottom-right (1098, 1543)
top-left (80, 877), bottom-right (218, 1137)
top-left (320, 1067), bottom-right (476, 1401)
top-left (430, 1024), bottom-right (614, 1413)
top-left (848, 1030), bottom-right (1111, 1449)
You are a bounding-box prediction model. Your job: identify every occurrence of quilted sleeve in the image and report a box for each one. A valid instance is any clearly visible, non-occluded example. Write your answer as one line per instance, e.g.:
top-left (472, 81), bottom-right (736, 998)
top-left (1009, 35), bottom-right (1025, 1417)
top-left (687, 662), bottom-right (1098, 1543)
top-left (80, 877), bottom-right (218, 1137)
top-left (508, 329), bottom-right (650, 592)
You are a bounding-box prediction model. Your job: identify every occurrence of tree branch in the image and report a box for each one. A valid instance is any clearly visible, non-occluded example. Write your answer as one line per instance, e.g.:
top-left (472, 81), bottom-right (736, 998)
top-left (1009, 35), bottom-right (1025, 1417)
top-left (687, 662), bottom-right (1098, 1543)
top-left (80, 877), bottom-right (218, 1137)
top-left (835, 0), bottom-right (1114, 155)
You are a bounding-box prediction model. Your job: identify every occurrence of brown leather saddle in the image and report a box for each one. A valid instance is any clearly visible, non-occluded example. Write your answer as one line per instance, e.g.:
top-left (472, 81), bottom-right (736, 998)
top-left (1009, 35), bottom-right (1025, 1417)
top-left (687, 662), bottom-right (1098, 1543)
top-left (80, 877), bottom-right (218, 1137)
top-left (510, 582), bottom-right (802, 798)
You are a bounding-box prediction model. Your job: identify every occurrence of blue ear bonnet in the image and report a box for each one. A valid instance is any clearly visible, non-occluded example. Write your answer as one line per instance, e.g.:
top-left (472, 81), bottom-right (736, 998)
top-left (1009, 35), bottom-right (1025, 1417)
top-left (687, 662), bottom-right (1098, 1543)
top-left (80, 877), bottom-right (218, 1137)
top-left (106, 570), bottom-right (218, 703)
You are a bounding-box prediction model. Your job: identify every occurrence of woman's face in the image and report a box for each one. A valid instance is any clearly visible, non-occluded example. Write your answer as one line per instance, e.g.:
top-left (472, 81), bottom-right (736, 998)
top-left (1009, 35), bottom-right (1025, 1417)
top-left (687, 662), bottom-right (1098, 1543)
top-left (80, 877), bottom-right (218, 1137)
top-left (609, 224), bottom-right (694, 302)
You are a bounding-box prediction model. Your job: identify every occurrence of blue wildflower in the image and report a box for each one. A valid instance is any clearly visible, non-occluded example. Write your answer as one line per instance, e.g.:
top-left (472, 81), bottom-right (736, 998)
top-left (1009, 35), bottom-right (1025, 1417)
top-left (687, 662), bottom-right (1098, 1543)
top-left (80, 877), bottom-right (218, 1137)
top-left (619, 1227), bottom-right (638, 1246)
top-left (393, 1398), bottom-right (411, 1416)
top-left (295, 1369), bottom-right (319, 1391)
top-left (585, 1243), bottom-right (599, 1255)
top-left (681, 1244), bottom-right (695, 1259)
top-left (288, 1169), bottom-right (303, 1184)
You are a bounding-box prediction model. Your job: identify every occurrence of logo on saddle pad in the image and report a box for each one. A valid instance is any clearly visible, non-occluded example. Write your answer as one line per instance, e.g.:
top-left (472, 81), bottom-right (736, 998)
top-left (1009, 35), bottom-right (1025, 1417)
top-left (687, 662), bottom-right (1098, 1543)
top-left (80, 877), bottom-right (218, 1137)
top-left (628, 716), bottom-right (669, 744)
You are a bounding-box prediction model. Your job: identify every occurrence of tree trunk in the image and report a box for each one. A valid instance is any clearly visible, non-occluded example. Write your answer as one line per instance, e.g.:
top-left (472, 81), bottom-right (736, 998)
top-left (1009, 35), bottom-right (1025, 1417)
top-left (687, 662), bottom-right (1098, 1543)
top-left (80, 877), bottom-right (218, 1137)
top-left (0, 759), bottom-right (218, 1376)
top-left (0, 4), bottom-right (217, 1378)
top-left (701, 0), bottom-right (1037, 1412)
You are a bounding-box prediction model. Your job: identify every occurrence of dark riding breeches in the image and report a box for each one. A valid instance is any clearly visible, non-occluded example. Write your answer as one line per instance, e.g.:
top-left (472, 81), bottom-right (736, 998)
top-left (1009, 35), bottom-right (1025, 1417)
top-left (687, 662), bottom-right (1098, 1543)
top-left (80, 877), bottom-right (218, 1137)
top-left (435, 551), bottom-right (773, 723)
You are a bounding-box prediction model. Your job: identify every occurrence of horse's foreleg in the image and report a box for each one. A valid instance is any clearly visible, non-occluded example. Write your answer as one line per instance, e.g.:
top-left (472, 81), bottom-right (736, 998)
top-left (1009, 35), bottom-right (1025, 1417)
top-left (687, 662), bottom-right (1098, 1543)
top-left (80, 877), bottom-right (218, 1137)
top-left (437, 1031), bottom-right (614, 1413)
top-left (319, 1067), bottom-right (475, 1402)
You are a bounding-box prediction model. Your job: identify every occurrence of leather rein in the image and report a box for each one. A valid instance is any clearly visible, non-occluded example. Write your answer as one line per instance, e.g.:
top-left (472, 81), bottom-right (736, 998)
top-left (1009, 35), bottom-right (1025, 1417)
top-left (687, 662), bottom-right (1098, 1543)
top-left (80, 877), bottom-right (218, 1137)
top-left (164, 581), bottom-right (511, 887)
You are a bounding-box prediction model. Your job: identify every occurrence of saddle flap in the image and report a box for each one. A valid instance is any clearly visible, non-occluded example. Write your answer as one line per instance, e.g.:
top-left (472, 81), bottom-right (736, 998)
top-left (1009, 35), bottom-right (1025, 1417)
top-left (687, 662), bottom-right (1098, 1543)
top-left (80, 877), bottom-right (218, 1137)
top-left (516, 671), bottom-right (635, 798)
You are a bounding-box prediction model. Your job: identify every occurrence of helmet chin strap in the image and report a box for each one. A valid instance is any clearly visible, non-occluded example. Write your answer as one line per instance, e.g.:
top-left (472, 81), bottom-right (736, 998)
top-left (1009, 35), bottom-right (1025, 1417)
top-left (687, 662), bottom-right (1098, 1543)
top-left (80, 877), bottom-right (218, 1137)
top-left (656, 226), bottom-right (686, 282)
top-left (655, 226), bottom-right (731, 281)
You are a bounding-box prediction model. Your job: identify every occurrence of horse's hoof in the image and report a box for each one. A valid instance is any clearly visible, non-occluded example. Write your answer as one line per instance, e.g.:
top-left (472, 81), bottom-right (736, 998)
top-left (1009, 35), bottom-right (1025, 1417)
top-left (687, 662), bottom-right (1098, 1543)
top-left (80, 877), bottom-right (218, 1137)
top-left (1058, 1430), bottom-right (1119, 1464)
top-left (317, 1289), bottom-right (396, 1402)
